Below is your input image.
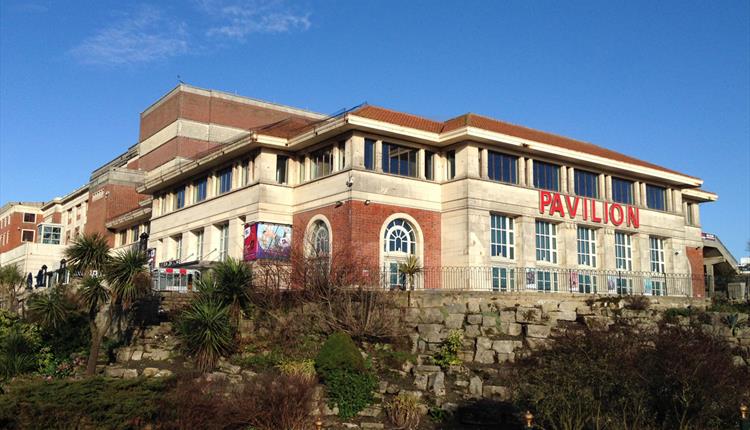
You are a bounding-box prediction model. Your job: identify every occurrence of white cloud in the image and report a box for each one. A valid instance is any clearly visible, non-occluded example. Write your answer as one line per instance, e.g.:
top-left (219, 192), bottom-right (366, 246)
top-left (70, 6), bottom-right (189, 66)
top-left (200, 0), bottom-right (311, 39)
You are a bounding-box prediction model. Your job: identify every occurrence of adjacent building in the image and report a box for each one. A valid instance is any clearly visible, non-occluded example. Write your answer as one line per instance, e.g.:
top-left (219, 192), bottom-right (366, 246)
top-left (1, 84), bottom-right (721, 297)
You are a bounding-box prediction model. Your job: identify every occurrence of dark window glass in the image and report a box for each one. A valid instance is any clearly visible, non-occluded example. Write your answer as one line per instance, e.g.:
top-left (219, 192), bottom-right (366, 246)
top-left (276, 155), bottom-right (288, 184)
top-left (425, 150), bottom-right (435, 180)
top-left (382, 143), bottom-right (418, 178)
top-left (574, 169), bottom-right (598, 198)
top-left (21, 230), bottom-right (34, 242)
top-left (175, 186), bottom-right (186, 209)
top-left (612, 177), bottom-right (634, 204)
top-left (195, 178), bottom-right (207, 202)
top-left (218, 168), bottom-right (232, 194)
top-left (23, 213), bottom-right (35, 223)
top-left (488, 151), bottom-right (518, 184)
top-left (533, 161), bottom-right (560, 191)
top-left (447, 150), bottom-right (456, 179)
top-left (311, 146), bottom-right (333, 178)
top-left (646, 184), bottom-right (666, 210)
top-left (364, 139), bottom-right (375, 170)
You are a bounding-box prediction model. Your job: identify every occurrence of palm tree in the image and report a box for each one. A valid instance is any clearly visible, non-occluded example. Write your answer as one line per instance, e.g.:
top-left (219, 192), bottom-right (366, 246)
top-left (78, 275), bottom-right (110, 376)
top-left (0, 264), bottom-right (25, 313)
top-left (398, 255), bottom-right (422, 291)
top-left (210, 257), bottom-right (252, 336)
top-left (26, 287), bottom-right (73, 329)
top-left (176, 295), bottom-right (233, 372)
top-left (65, 233), bottom-right (110, 276)
top-left (105, 248), bottom-right (150, 311)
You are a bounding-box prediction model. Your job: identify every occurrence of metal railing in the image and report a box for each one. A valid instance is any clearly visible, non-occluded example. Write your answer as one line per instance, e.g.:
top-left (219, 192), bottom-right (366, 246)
top-left (380, 265), bottom-right (705, 297)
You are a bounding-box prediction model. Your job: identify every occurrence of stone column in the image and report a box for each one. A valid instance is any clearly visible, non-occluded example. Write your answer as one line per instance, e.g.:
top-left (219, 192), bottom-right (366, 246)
top-left (518, 157), bottom-right (526, 186)
top-left (640, 183), bottom-right (648, 206)
top-left (526, 159), bottom-right (534, 187)
top-left (673, 190), bottom-right (682, 214)
top-left (633, 181), bottom-right (641, 206)
top-left (332, 145), bottom-right (340, 172)
top-left (568, 167), bottom-right (575, 194)
top-left (560, 165), bottom-right (568, 193)
top-left (692, 203), bottom-right (701, 226)
top-left (228, 217), bottom-right (244, 260)
top-left (480, 148), bottom-right (489, 179)
top-left (705, 263), bottom-right (715, 298)
top-left (665, 189), bottom-right (674, 212)
top-left (375, 140), bottom-right (383, 172)
top-left (465, 145), bottom-right (480, 178)
top-left (605, 175), bottom-right (613, 201)
top-left (418, 149), bottom-right (426, 179)
top-left (598, 175), bottom-right (606, 200)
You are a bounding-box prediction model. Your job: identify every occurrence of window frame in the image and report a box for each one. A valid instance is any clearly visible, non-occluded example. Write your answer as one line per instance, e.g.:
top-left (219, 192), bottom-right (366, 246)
top-left (382, 142), bottom-right (419, 178)
top-left (487, 151), bottom-right (518, 184)
top-left (446, 150), bottom-right (456, 180)
top-left (535, 220), bottom-right (558, 264)
top-left (174, 186), bottom-right (186, 210)
top-left (646, 184), bottom-right (666, 211)
top-left (276, 155), bottom-right (289, 184)
top-left (574, 169), bottom-right (599, 198)
top-left (364, 138), bottom-right (375, 171)
top-left (490, 214), bottom-right (515, 259)
top-left (612, 177), bottom-right (634, 204)
top-left (576, 226), bottom-right (597, 267)
top-left (23, 213), bottom-right (36, 223)
top-left (425, 150), bottom-right (435, 181)
top-left (614, 232), bottom-right (633, 271)
top-left (533, 160), bottom-right (560, 192)
top-left (194, 177), bottom-right (208, 203)
top-left (21, 229), bottom-right (34, 242)
top-left (310, 145), bottom-right (334, 179)
top-left (649, 236), bottom-right (665, 273)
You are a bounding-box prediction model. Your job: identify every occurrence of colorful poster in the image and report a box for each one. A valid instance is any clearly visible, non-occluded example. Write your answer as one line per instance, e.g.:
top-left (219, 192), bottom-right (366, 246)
top-left (607, 276), bottom-right (616, 293)
top-left (525, 270), bottom-right (536, 290)
top-left (569, 271), bottom-right (579, 293)
top-left (243, 222), bottom-right (292, 261)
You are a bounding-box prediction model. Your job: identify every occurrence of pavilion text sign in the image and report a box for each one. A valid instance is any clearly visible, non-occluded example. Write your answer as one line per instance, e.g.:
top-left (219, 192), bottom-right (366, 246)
top-left (539, 191), bottom-right (640, 228)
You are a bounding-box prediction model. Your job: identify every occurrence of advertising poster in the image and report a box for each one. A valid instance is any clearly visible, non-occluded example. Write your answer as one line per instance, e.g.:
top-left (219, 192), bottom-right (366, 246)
top-left (569, 271), bottom-right (579, 293)
top-left (243, 223), bottom-right (257, 262)
top-left (525, 270), bottom-right (536, 290)
top-left (243, 222), bottom-right (292, 261)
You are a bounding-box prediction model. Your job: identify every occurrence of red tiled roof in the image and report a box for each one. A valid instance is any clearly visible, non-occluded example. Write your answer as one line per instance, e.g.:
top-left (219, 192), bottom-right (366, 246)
top-left (349, 105), bottom-right (696, 179)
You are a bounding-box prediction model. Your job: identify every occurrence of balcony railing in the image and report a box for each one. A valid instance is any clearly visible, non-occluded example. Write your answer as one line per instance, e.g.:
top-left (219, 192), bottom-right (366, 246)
top-left (381, 265), bottom-right (704, 297)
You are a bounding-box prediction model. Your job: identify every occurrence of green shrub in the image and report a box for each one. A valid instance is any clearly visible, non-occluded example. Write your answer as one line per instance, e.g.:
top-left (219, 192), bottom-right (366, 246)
top-left (176, 296), bottom-right (235, 372)
top-left (0, 310), bottom-right (41, 380)
top-left (231, 349), bottom-right (284, 371)
top-left (0, 377), bottom-right (169, 429)
top-left (432, 330), bottom-right (463, 369)
top-left (315, 332), bottom-right (377, 419)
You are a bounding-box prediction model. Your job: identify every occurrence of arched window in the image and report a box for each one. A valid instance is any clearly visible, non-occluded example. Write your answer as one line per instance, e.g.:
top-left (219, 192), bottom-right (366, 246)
top-left (307, 219), bottom-right (330, 257)
top-left (383, 218), bottom-right (416, 255)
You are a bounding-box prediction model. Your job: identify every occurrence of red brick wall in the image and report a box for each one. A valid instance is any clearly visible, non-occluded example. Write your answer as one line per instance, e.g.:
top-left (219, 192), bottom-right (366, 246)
top-left (0, 212), bottom-right (42, 253)
top-left (686, 246), bottom-right (705, 298)
top-left (137, 136), bottom-right (220, 171)
top-left (85, 185), bottom-right (148, 246)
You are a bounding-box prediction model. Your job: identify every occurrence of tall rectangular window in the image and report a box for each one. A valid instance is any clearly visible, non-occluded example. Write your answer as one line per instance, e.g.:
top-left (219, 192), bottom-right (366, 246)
top-left (130, 226), bottom-right (139, 243)
top-left (576, 227), bottom-right (597, 267)
top-left (536, 270), bottom-right (559, 292)
top-left (174, 235), bottom-right (183, 260)
top-left (533, 161), bottom-right (560, 191)
top-left (492, 267), bottom-right (515, 292)
top-left (194, 178), bottom-right (207, 202)
top-left (276, 155), bottom-right (289, 184)
top-left (446, 150), bottom-right (456, 179)
top-left (425, 150), bottom-right (435, 180)
top-left (488, 151), bottom-right (518, 184)
top-left (364, 139), bottom-right (375, 170)
top-left (612, 177), bottom-right (634, 204)
top-left (490, 214), bottom-right (514, 259)
top-left (174, 186), bottom-right (186, 210)
top-left (218, 224), bottom-right (229, 261)
top-left (685, 203), bottom-right (694, 225)
top-left (574, 170), bottom-right (598, 198)
top-left (311, 146), bottom-right (333, 179)
top-left (338, 141), bottom-right (346, 169)
top-left (195, 229), bottom-right (204, 260)
top-left (646, 185), bottom-right (666, 210)
top-left (614, 232), bottom-right (632, 271)
top-left (218, 168), bottom-right (232, 194)
top-left (382, 143), bottom-right (418, 178)
top-left (535, 221), bottom-right (557, 263)
top-left (242, 159), bottom-right (252, 185)
top-left (649, 237), bottom-right (665, 273)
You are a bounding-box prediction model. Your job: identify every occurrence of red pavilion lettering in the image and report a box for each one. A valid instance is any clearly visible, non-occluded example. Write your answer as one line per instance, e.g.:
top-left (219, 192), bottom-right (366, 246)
top-left (538, 191), bottom-right (639, 228)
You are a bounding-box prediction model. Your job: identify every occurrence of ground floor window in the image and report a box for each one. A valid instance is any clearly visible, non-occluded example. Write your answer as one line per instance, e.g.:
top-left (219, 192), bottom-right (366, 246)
top-left (492, 267), bottom-right (515, 292)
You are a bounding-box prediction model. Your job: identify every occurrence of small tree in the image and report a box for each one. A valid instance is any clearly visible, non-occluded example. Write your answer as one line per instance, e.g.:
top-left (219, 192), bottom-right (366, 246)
top-left (26, 287), bottom-right (74, 330)
top-left (209, 257), bottom-right (252, 338)
top-left (0, 264), bottom-right (25, 313)
top-left (398, 255), bottom-right (422, 291)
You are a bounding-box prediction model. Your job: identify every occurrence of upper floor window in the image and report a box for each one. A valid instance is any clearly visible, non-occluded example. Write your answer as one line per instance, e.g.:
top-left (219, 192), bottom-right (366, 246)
top-left (174, 186), bottom-right (186, 210)
top-left (218, 168), bottom-right (232, 194)
top-left (612, 177), bottom-right (634, 204)
top-left (276, 155), bottom-right (289, 184)
top-left (194, 178), bottom-right (208, 203)
top-left (446, 150), bottom-right (456, 180)
top-left (23, 213), bottom-right (35, 223)
top-left (535, 221), bottom-right (557, 263)
top-left (37, 224), bottom-right (61, 245)
top-left (130, 226), bottom-right (139, 243)
top-left (21, 230), bottom-right (34, 242)
top-left (646, 185), bottom-right (666, 210)
top-left (488, 151), bottom-right (518, 184)
top-left (533, 161), bottom-right (560, 191)
top-left (649, 236), bottom-right (665, 273)
top-left (382, 143), bottom-right (418, 178)
top-left (364, 139), bottom-right (375, 170)
top-left (574, 169), bottom-right (598, 198)
top-left (576, 226), bottom-right (597, 267)
top-left (338, 141), bottom-right (346, 169)
top-left (685, 202), bottom-right (695, 225)
top-left (242, 159), bottom-right (252, 186)
top-left (614, 232), bottom-right (632, 271)
top-left (424, 150), bottom-right (435, 181)
top-left (490, 214), bottom-right (514, 259)
top-left (311, 146), bottom-right (333, 179)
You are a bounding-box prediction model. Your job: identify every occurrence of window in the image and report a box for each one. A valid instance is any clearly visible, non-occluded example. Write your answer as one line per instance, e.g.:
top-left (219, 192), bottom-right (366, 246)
top-left (174, 235), bottom-right (183, 260)
top-left (424, 150), bottom-right (435, 180)
top-left (37, 224), bottom-right (61, 244)
top-left (195, 230), bottom-right (204, 260)
top-left (218, 224), bottom-right (229, 261)
top-left (67, 209), bottom-right (72, 224)
top-left (685, 203), bottom-right (695, 225)
top-left (612, 177), bottom-right (634, 204)
top-left (646, 185), bottom-right (666, 210)
top-left (490, 214), bottom-right (514, 259)
top-left (242, 159), bottom-right (252, 186)
top-left (574, 169), bottom-right (598, 198)
top-left (338, 141), bottom-right (346, 169)
top-left (576, 227), bottom-right (597, 267)
top-left (488, 151), bottom-right (518, 184)
top-left (311, 146), bottom-right (334, 179)
top-left (384, 219), bottom-right (416, 255)
top-left (76, 205), bottom-right (81, 220)
top-left (131, 226), bottom-right (139, 243)
top-left (614, 232), bottom-right (632, 271)
top-left (194, 178), bottom-right (207, 202)
top-left (308, 220), bottom-right (330, 257)
top-left (364, 139), bottom-right (375, 170)
top-left (578, 273), bottom-right (597, 294)
top-left (174, 186), bottom-right (186, 210)
top-left (298, 156), bottom-right (306, 183)
top-left (218, 168), bottom-right (232, 194)
top-left (533, 161), bottom-right (560, 191)
top-left (23, 213), bottom-right (36, 223)
top-left (649, 237), bottom-right (665, 273)
top-left (382, 143), bottom-right (418, 178)
top-left (446, 150), bottom-right (456, 179)
top-left (276, 155), bottom-right (289, 184)
top-left (535, 270), bottom-right (559, 292)
top-left (492, 267), bottom-right (515, 292)
top-left (535, 221), bottom-right (557, 263)
top-left (21, 230), bottom-right (34, 242)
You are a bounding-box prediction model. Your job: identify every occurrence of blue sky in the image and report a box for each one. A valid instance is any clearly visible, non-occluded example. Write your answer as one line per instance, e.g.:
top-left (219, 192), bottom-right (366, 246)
top-left (1, 1), bottom-right (748, 258)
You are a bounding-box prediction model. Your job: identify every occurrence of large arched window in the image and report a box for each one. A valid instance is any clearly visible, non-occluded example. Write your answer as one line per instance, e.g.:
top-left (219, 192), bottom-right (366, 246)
top-left (384, 218), bottom-right (416, 255)
top-left (306, 218), bottom-right (331, 258)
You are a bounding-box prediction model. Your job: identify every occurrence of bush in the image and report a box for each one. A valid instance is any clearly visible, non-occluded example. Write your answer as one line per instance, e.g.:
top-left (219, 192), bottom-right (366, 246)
top-left (176, 296), bottom-right (235, 372)
top-left (432, 329), bottom-right (463, 369)
top-left (508, 322), bottom-right (750, 430)
top-left (0, 377), bottom-right (169, 429)
top-left (385, 392), bottom-right (422, 429)
top-left (315, 332), bottom-right (377, 419)
top-left (0, 310), bottom-right (41, 380)
top-left (623, 294), bottom-right (650, 311)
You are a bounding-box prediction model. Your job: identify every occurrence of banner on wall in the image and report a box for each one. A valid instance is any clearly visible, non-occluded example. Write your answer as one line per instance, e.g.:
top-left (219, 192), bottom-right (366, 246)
top-left (243, 222), bottom-right (292, 261)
